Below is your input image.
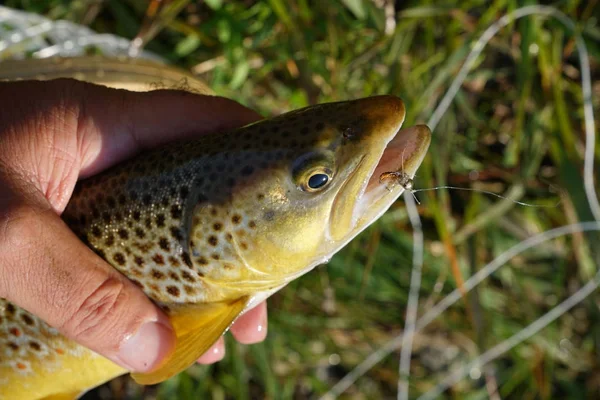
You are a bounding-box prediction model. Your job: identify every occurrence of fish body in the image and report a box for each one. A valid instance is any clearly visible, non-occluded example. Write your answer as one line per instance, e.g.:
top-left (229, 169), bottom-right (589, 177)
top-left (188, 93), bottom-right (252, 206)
top-left (0, 57), bottom-right (431, 399)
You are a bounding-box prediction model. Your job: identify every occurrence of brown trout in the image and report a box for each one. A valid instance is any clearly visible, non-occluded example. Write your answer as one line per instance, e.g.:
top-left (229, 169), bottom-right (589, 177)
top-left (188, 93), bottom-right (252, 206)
top-left (0, 57), bottom-right (431, 400)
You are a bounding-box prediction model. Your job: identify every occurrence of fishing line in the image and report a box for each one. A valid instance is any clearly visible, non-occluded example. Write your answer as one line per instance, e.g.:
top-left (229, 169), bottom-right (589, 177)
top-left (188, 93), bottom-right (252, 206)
top-left (411, 185), bottom-right (562, 208)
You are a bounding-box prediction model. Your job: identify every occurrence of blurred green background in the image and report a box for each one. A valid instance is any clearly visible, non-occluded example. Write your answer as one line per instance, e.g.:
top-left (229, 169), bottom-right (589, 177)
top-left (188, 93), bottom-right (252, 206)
top-left (3, 0), bottom-right (600, 398)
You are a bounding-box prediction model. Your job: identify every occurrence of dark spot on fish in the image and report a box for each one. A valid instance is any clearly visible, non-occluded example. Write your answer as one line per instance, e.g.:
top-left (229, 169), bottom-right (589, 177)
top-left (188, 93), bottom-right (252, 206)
top-left (152, 254), bottom-right (165, 265)
top-left (167, 286), bottom-right (180, 297)
top-left (134, 256), bottom-right (144, 266)
top-left (118, 229), bottom-right (129, 240)
top-left (197, 256), bottom-right (208, 265)
top-left (232, 214), bottom-right (242, 224)
top-left (180, 186), bottom-right (189, 199)
top-left (169, 272), bottom-right (180, 281)
top-left (152, 270), bottom-right (165, 280)
top-left (135, 228), bottom-right (145, 239)
top-left (168, 256), bottom-right (181, 267)
top-left (181, 270), bottom-right (195, 282)
top-left (184, 286), bottom-right (196, 295)
top-left (91, 226), bottom-right (102, 238)
top-left (8, 342), bottom-right (18, 351)
top-left (21, 314), bottom-right (34, 326)
top-left (171, 226), bottom-right (183, 241)
top-left (263, 210), bottom-right (275, 221)
top-left (145, 217), bottom-right (152, 229)
top-left (170, 204), bottom-right (182, 219)
top-left (213, 222), bottom-right (223, 231)
top-left (208, 236), bottom-right (218, 246)
top-left (156, 214), bottom-right (166, 227)
top-left (102, 212), bottom-right (111, 224)
top-left (118, 194), bottom-right (127, 205)
top-left (159, 237), bottom-right (170, 251)
top-left (113, 253), bottom-right (126, 266)
top-left (142, 194), bottom-right (152, 206)
top-left (29, 341), bottom-right (41, 351)
top-left (6, 303), bottom-right (15, 316)
top-left (240, 242), bottom-right (248, 250)
top-left (105, 234), bottom-right (115, 246)
top-left (132, 210), bottom-right (141, 221)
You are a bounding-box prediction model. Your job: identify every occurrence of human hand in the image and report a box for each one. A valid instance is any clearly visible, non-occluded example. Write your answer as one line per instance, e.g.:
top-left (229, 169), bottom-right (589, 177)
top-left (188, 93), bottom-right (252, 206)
top-left (0, 79), bottom-right (267, 372)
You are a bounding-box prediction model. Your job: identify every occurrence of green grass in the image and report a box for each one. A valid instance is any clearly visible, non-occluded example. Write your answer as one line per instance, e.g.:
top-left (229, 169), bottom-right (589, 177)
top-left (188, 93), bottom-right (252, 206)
top-left (3, 0), bottom-right (600, 398)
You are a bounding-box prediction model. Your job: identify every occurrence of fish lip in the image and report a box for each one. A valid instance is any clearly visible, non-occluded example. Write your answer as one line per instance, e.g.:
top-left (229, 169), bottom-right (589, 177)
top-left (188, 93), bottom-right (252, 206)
top-left (353, 124), bottom-right (432, 225)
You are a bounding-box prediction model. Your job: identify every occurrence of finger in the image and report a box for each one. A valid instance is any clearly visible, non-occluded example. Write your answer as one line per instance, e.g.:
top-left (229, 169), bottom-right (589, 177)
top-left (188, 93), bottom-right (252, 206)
top-left (196, 336), bottom-right (225, 364)
top-left (230, 302), bottom-right (268, 344)
top-left (0, 196), bottom-right (175, 373)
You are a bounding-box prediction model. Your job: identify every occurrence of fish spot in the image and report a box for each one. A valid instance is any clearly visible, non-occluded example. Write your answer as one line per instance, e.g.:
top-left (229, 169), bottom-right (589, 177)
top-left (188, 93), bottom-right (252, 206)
top-left (184, 286), bottom-right (196, 295)
top-left (7, 342), bottom-right (18, 350)
top-left (152, 254), bottom-right (165, 265)
top-left (56, 348), bottom-right (65, 355)
top-left (91, 226), bottom-right (102, 238)
top-left (114, 212), bottom-right (123, 222)
top-left (211, 253), bottom-right (220, 260)
top-left (225, 233), bottom-right (233, 242)
top-left (145, 217), bottom-right (152, 229)
top-left (240, 242), bottom-right (248, 250)
top-left (181, 270), bottom-right (195, 282)
top-left (21, 314), bottom-right (34, 326)
top-left (134, 256), bottom-right (144, 266)
top-left (208, 236), bottom-right (218, 246)
top-left (156, 214), bottom-right (166, 227)
top-left (104, 234), bottom-right (115, 246)
top-left (169, 272), bottom-right (180, 281)
top-left (151, 270), bottom-right (165, 280)
top-left (16, 362), bottom-right (27, 370)
top-left (159, 237), bottom-right (170, 251)
top-left (171, 204), bottom-right (182, 219)
top-left (135, 228), bottom-right (146, 239)
top-left (249, 220), bottom-right (257, 229)
top-left (197, 256), bottom-right (208, 265)
top-left (9, 328), bottom-right (21, 337)
top-left (232, 214), bottom-right (242, 224)
top-left (118, 229), bottom-right (129, 240)
top-left (213, 222), bottom-right (223, 231)
top-left (171, 227), bottom-right (183, 241)
top-left (168, 256), bottom-right (181, 267)
top-left (257, 193), bottom-right (265, 200)
top-left (118, 194), bottom-right (127, 205)
top-left (167, 286), bottom-right (180, 297)
top-left (113, 253), bottom-right (126, 266)
top-left (142, 194), bottom-right (152, 206)
top-left (29, 341), bottom-right (41, 351)
top-left (263, 210), bottom-right (275, 221)
top-left (132, 210), bottom-right (141, 221)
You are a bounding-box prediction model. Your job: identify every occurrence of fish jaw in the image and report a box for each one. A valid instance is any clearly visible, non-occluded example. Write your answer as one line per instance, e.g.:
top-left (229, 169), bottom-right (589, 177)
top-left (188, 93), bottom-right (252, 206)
top-left (327, 97), bottom-right (431, 245)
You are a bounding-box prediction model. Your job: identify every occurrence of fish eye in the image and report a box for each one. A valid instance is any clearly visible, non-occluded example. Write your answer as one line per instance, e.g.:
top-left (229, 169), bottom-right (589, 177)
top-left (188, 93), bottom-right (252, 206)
top-left (292, 152), bottom-right (335, 193)
top-left (307, 173), bottom-right (330, 190)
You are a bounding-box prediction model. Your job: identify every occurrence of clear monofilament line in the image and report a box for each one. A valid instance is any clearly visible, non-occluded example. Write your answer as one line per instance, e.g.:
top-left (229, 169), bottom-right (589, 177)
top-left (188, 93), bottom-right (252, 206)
top-left (412, 186), bottom-right (561, 208)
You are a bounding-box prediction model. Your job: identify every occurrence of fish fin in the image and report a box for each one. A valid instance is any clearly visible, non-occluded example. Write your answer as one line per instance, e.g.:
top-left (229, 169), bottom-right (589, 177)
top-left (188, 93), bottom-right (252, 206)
top-left (131, 296), bottom-right (248, 385)
top-left (41, 391), bottom-right (83, 400)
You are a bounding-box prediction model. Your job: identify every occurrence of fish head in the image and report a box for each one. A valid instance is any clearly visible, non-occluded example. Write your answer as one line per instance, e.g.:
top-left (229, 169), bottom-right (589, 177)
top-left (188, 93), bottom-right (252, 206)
top-left (217, 95), bottom-right (431, 284)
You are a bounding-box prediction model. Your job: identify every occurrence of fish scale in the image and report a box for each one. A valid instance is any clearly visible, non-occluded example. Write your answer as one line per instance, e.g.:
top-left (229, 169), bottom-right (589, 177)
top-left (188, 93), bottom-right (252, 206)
top-left (0, 57), bottom-right (431, 400)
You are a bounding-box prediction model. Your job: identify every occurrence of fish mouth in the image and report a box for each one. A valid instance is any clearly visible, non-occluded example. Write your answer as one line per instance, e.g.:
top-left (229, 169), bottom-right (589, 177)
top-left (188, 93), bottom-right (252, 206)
top-left (353, 124), bottom-right (432, 227)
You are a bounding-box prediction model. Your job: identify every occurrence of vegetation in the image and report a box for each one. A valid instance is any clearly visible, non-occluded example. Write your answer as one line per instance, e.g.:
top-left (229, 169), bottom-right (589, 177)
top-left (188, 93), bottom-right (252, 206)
top-left (3, 0), bottom-right (600, 398)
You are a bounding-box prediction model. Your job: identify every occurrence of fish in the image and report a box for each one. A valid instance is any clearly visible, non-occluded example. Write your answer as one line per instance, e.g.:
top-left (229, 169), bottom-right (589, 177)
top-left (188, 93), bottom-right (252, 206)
top-left (0, 57), bottom-right (431, 400)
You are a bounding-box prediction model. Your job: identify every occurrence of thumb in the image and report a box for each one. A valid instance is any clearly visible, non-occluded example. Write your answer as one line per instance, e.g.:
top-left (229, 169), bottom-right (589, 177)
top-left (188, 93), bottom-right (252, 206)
top-left (0, 175), bottom-right (174, 374)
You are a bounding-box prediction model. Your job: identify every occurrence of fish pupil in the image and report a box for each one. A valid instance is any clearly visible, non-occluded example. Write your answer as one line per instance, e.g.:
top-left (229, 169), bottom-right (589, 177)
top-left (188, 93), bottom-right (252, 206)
top-left (308, 173), bottom-right (329, 189)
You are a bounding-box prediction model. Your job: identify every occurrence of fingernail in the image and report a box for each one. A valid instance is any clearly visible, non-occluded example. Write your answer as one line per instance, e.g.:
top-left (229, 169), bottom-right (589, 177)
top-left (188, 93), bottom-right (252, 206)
top-left (197, 337), bottom-right (225, 364)
top-left (116, 321), bottom-right (175, 372)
